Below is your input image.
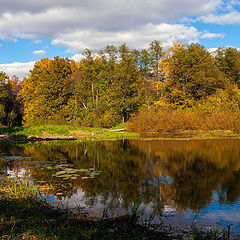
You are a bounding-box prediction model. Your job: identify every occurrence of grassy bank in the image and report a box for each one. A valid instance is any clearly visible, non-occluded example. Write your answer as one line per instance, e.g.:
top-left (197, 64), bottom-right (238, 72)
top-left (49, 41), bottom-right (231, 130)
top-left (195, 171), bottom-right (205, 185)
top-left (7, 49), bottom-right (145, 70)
top-left (0, 124), bottom-right (139, 142)
top-left (1, 124), bottom-right (240, 143)
top-left (137, 130), bottom-right (240, 140)
top-left (0, 178), bottom-right (233, 240)
top-left (0, 178), bottom-right (168, 240)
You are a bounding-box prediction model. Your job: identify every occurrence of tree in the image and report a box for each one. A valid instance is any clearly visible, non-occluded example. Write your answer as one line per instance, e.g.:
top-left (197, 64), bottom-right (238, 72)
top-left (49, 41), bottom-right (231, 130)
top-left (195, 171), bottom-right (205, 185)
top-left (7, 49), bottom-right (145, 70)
top-left (108, 44), bottom-right (144, 122)
top-left (167, 43), bottom-right (228, 100)
top-left (149, 40), bottom-right (163, 81)
top-left (0, 104), bottom-right (6, 125)
top-left (6, 75), bottom-right (23, 126)
top-left (69, 52), bottom-right (112, 126)
top-left (19, 57), bottom-right (74, 125)
top-left (215, 47), bottom-right (240, 87)
top-left (0, 72), bottom-right (8, 125)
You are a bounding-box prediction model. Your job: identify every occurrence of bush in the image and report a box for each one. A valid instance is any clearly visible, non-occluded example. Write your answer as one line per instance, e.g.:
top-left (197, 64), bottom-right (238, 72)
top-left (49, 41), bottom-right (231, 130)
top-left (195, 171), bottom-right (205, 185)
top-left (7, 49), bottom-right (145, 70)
top-left (126, 108), bottom-right (240, 133)
top-left (126, 109), bottom-right (203, 132)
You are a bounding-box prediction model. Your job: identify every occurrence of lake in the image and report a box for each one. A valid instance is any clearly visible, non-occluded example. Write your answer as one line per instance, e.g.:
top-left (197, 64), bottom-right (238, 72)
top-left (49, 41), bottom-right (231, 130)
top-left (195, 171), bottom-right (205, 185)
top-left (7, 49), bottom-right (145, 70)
top-left (1, 139), bottom-right (240, 233)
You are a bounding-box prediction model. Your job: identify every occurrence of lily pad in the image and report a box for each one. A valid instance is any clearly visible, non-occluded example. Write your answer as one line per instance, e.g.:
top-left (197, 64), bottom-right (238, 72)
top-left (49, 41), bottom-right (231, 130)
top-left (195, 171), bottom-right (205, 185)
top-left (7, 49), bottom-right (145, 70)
top-left (55, 171), bottom-right (68, 176)
top-left (82, 176), bottom-right (89, 179)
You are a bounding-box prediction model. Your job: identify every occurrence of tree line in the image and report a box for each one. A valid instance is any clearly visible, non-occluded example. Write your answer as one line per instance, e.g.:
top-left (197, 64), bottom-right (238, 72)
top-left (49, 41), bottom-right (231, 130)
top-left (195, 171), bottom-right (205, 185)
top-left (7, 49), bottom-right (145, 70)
top-left (1, 41), bottom-right (240, 128)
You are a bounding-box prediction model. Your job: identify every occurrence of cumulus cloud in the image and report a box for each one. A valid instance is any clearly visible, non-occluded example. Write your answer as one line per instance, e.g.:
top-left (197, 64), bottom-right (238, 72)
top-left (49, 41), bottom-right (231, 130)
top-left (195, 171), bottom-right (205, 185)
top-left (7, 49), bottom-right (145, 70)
top-left (0, 0), bottom-right (238, 79)
top-left (0, 0), bottom-right (222, 17)
top-left (52, 23), bottom-right (200, 52)
top-left (0, 0), bottom-right (235, 56)
top-left (201, 31), bottom-right (224, 39)
top-left (33, 49), bottom-right (46, 55)
top-left (0, 0), bottom-right (224, 40)
top-left (0, 61), bottom-right (35, 78)
top-left (199, 11), bottom-right (240, 24)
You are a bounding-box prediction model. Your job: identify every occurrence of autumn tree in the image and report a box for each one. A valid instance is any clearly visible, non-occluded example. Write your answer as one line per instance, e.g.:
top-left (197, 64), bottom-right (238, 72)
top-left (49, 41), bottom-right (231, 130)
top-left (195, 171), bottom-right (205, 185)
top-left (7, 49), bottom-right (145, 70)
top-left (164, 43), bottom-right (228, 104)
top-left (215, 47), bottom-right (240, 87)
top-left (69, 45), bottom-right (144, 127)
top-left (19, 57), bottom-right (75, 125)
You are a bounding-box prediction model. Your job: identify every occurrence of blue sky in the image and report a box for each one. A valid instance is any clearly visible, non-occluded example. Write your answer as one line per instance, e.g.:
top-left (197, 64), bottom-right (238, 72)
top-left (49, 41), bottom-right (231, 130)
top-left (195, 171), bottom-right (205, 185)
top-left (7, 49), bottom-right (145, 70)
top-left (1, 0), bottom-right (240, 78)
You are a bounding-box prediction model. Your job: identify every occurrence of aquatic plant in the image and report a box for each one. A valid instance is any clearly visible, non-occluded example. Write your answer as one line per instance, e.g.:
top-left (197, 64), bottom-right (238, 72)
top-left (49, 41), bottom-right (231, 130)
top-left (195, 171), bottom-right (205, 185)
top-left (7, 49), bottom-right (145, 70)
top-left (0, 176), bottom-right (42, 200)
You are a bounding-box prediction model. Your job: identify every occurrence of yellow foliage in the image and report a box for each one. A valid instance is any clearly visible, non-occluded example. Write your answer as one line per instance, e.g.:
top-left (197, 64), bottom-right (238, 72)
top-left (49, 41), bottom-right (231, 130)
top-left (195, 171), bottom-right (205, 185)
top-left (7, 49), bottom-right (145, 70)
top-left (194, 86), bottom-right (240, 113)
top-left (155, 87), bottom-right (194, 110)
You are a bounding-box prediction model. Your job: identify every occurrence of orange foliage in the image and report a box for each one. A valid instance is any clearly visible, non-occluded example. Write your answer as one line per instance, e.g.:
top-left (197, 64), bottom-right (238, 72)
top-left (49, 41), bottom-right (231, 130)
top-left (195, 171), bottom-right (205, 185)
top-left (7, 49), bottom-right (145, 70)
top-left (126, 108), bottom-right (240, 133)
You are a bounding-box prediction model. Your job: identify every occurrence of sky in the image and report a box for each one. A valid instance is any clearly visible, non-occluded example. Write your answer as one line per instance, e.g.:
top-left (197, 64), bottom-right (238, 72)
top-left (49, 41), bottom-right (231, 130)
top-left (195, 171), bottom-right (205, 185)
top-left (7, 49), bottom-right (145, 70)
top-left (1, 0), bottom-right (240, 78)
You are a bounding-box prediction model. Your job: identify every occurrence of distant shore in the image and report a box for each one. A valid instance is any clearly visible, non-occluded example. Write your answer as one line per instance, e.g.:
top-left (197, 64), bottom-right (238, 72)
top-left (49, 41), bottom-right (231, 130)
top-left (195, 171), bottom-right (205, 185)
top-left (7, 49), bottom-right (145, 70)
top-left (1, 125), bottom-right (240, 143)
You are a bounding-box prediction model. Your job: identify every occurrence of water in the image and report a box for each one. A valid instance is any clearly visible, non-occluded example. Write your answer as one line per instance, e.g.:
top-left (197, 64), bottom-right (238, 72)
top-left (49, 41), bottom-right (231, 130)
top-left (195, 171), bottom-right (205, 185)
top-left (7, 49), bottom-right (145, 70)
top-left (1, 139), bottom-right (240, 232)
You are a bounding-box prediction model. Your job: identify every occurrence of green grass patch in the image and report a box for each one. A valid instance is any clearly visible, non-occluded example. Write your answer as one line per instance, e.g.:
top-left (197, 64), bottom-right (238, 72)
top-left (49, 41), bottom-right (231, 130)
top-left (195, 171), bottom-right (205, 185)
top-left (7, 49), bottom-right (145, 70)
top-left (1, 125), bottom-right (239, 142)
top-left (0, 125), bottom-right (139, 141)
top-left (0, 125), bottom-right (79, 136)
top-left (109, 122), bottom-right (126, 130)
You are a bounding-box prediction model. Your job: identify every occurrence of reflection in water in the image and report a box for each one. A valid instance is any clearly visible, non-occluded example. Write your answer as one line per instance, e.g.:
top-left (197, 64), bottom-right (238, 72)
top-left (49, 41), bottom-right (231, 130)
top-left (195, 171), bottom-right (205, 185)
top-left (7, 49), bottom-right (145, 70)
top-left (1, 139), bottom-right (240, 230)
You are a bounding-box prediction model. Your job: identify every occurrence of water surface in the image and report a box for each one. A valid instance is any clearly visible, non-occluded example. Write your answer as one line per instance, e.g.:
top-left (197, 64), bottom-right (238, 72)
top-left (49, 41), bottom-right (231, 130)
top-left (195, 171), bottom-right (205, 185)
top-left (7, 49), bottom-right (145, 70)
top-left (1, 139), bottom-right (240, 232)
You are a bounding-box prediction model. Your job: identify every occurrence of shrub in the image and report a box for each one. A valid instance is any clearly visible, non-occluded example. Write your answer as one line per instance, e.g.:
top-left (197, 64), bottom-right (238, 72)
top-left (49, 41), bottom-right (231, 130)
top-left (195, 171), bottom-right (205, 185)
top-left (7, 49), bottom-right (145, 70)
top-left (126, 108), bottom-right (240, 133)
top-left (126, 109), bottom-right (203, 132)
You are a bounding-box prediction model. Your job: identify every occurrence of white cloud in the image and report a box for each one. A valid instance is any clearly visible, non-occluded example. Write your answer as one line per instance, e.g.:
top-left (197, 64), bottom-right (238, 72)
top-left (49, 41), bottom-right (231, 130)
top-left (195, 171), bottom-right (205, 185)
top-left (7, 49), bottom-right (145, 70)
top-left (0, 0), bottom-right (223, 40)
top-left (0, 0), bottom-right (238, 74)
top-left (207, 48), bottom-right (219, 56)
top-left (52, 23), bottom-right (200, 52)
top-left (71, 53), bottom-right (84, 61)
top-left (201, 32), bottom-right (224, 39)
top-left (208, 47), bottom-right (218, 53)
top-left (0, 0), bottom-right (223, 17)
top-left (199, 11), bottom-right (240, 24)
top-left (0, 61), bottom-right (35, 78)
top-left (33, 40), bottom-right (42, 44)
top-left (33, 49), bottom-right (46, 55)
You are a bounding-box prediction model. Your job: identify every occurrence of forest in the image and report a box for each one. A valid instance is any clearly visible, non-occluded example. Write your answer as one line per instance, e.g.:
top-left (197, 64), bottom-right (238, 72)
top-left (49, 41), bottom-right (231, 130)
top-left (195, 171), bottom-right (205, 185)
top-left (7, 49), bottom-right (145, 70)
top-left (1, 40), bottom-right (240, 131)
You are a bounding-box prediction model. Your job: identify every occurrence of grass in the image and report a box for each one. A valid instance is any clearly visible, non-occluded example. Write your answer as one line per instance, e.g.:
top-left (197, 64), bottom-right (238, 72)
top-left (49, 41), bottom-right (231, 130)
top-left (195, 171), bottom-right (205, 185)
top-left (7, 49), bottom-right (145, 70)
top-left (189, 224), bottom-right (231, 240)
top-left (0, 178), bottom-right (234, 240)
top-left (139, 129), bottom-right (240, 140)
top-left (1, 177), bottom-right (42, 199)
top-left (0, 124), bottom-right (139, 142)
top-left (0, 178), bottom-right (169, 240)
top-left (1, 124), bottom-right (239, 143)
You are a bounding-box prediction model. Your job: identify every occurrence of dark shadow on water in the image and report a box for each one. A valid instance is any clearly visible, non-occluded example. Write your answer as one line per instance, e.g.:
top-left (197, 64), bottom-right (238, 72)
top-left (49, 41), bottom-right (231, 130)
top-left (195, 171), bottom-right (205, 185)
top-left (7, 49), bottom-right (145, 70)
top-left (0, 196), bottom-right (167, 240)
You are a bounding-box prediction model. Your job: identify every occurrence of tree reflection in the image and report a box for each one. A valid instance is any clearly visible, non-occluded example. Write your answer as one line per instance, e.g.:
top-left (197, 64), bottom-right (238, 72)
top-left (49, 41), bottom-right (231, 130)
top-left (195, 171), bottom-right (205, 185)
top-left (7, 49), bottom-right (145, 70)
top-left (1, 139), bottom-right (240, 213)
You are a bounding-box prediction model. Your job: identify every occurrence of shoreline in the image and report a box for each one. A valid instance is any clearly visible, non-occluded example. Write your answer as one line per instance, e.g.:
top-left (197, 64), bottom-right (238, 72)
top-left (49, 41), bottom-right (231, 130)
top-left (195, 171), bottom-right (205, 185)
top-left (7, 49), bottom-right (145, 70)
top-left (1, 126), bottom-right (240, 143)
top-left (0, 178), bottom-right (235, 240)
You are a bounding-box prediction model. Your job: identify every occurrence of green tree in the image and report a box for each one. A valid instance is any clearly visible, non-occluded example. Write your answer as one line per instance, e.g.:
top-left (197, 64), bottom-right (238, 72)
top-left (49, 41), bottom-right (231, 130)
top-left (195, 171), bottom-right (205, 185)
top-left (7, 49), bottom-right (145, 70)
top-left (108, 44), bottom-right (144, 122)
top-left (149, 40), bottom-right (163, 81)
top-left (215, 47), bottom-right (240, 87)
top-left (0, 72), bottom-right (8, 125)
top-left (5, 75), bottom-right (23, 126)
top-left (168, 43), bottom-right (228, 100)
top-left (0, 104), bottom-right (6, 125)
